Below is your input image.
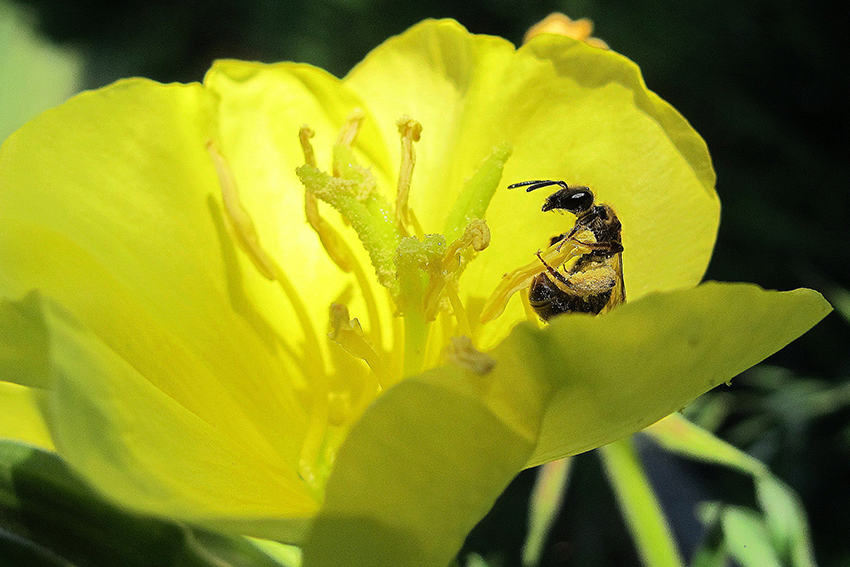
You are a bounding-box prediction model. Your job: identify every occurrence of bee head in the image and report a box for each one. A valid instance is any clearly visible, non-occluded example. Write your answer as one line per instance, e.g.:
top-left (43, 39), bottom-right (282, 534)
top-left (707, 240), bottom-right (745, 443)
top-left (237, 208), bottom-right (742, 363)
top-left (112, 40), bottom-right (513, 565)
top-left (508, 180), bottom-right (595, 215)
top-left (541, 187), bottom-right (594, 214)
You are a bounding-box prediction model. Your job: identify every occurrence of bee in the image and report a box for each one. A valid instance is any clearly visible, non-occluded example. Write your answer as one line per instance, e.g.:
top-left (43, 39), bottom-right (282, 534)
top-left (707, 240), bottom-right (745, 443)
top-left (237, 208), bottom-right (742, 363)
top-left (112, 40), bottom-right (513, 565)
top-left (509, 179), bottom-right (625, 320)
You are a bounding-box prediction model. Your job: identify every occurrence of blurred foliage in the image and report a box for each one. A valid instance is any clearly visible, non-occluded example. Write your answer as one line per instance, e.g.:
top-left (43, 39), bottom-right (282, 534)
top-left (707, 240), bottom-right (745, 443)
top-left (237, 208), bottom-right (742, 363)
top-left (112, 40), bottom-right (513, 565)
top-left (0, 438), bottom-right (301, 567)
top-left (0, 0), bottom-right (81, 141)
top-left (5, 0), bottom-right (848, 565)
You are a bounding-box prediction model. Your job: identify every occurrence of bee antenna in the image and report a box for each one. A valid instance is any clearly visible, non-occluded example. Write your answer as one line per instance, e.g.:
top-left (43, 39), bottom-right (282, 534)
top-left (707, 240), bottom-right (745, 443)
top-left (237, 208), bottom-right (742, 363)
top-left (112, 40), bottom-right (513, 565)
top-left (507, 180), bottom-right (569, 193)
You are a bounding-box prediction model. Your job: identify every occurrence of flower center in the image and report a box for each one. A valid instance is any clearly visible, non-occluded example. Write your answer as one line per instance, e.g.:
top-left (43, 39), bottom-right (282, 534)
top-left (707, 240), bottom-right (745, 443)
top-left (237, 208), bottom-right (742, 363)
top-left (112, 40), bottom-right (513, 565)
top-left (295, 111), bottom-right (514, 380)
top-left (207, 112), bottom-right (529, 495)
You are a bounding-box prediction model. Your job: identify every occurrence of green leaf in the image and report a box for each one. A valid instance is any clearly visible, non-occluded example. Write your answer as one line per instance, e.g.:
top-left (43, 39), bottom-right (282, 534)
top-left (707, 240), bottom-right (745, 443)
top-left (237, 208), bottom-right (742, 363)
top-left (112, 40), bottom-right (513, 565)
top-left (755, 476), bottom-right (817, 567)
top-left (718, 505), bottom-right (782, 567)
top-left (645, 413), bottom-right (817, 567)
top-left (521, 459), bottom-right (571, 567)
top-left (0, 438), bottom-right (294, 567)
top-left (689, 520), bottom-right (728, 567)
top-left (599, 439), bottom-right (683, 567)
top-left (302, 282), bottom-right (829, 567)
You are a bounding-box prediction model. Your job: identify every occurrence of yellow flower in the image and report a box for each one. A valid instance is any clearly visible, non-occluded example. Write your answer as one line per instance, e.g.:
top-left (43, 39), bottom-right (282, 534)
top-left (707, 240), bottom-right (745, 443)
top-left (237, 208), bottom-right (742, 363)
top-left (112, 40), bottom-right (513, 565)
top-left (0, 19), bottom-right (829, 566)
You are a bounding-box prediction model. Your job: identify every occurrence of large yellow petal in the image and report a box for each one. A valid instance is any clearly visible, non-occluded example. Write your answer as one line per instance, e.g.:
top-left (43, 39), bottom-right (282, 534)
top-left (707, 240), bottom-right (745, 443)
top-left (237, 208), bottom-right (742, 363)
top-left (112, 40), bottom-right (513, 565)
top-left (345, 20), bottom-right (719, 346)
top-left (0, 381), bottom-right (53, 451)
top-left (204, 61), bottom-right (396, 350)
top-left (0, 80), bottom-right (319, 520)
top-left (44, 297), bottom-right (317, 528)
top-left (345, 20), bottom-right (517, 235)
top-left (302, 283), bottom-right (829, 567)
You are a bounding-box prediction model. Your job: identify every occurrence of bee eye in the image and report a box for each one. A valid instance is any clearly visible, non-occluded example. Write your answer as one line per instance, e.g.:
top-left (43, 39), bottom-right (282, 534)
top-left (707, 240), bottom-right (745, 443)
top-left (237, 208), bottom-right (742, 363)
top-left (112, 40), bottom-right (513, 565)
top-left (542, 188), bottom-right (594, 213)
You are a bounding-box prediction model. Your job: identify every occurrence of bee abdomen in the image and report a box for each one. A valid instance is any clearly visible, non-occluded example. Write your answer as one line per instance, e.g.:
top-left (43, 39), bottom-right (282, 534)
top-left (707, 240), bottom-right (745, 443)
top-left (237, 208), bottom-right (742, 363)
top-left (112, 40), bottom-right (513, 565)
top-left (528, 273), bottom-right (612, 320)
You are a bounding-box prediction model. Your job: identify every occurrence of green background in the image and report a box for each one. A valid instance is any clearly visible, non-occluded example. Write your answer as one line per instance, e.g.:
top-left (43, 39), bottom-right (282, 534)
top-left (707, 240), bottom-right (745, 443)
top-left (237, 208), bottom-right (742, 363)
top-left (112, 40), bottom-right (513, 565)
top-left (2, 1), bottom-right (847, 565)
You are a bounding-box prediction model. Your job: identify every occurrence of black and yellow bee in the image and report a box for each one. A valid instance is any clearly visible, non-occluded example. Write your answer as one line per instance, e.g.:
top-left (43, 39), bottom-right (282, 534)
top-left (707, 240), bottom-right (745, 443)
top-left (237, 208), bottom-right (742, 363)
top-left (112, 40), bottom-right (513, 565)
top-left (509, 180), bottom-right (625, 320)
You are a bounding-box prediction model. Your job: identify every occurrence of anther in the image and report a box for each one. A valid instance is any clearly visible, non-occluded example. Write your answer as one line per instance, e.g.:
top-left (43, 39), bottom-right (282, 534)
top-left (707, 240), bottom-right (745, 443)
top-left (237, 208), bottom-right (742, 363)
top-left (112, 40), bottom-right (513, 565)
top-left (445, 219), bottom-right (491, 261)
top-left (479, 236), bottom-right (588, 323)
top-left (207, 141), bottom-right (276, 280)
top-left (299, 124), bottom-right (384, 345)
top-left (300, 127), bottom-right (354, 274)
top-left (207, 140), bottom-right (327, 374)
top-left (299, 126), bottom-right (317, 167)
top-left (329, 304), bottom-right (391, 388)
top-left (445, 335), bottom-right (495, 375)
top-left (395, 116), bottom-right (422, 236)
top-left (336, 109), bottom-right (365, 148)
top-left (422, 220), bottom-right (490, 325)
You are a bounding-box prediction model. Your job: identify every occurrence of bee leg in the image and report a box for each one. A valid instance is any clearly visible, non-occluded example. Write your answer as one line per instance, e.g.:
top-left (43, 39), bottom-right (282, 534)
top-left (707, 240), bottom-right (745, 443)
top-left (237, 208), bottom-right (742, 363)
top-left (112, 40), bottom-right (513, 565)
top-left (555, 235), bottom-right (622, 254)
top-left (535, 252), bottom-right (615, 295)
top-left (532, 253), bottom-right (616, 317)
top-left (549, 233), bottom-right (568, 247)
top-left (536, 251), bottom-right (567, 285)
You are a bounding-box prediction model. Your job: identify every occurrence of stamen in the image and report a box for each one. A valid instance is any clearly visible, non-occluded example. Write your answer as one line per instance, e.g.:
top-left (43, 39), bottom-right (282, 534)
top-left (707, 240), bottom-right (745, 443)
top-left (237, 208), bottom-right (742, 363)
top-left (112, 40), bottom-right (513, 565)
top-left (297, 112), bottom-right (400, 295)
top-left (298, 391), bottom-right (328, 492)
top-left (395, 116), bottom-right (422, 236)
top-left (445, 336), bottom-right (496, 375)
top-left (442, 310), bottom-right (455, 356)
top-left (301, 128), bottom-right (353, 273)
top-left (297, 165), bottom-right (399, 293)
top-left (423, 219), bottom-right (490, 321)
top-left (328, 304), bottom-right (392, 388)
top-left (304, 194), bottom-right (353, 272)
top-left (346, 261), bottom-right (384, 349)
top-left (335, 109), bottom-right (365, 150)
top-left (300, 126), bottom-right (383, 346)
top-left (325, 319), bottom-right (380, 428)
top-left (407, 208), bottom-right (425, 241)
top-left (208, 141), bottom-right (276, 280)
top-left (446, 219), bottom-right (491, 257)
top-left (296, 114), bottom-right (507, 386)
top-left (207, 141), bottom-right (327, 374)
top-left (445, 282), bottom-right (472, 337)
top-left (299, 126), bottom-right (318, 168)
top-left (390, 309), bottom-right (405, 378)
top-left (464, 297), bottom-right (487, 344)
top-left (208, 141), bottom-right (333, 492)
top-left (332, 111), bottom-right (371, 189)
top-left (479, 237), bottom-right (588, 324)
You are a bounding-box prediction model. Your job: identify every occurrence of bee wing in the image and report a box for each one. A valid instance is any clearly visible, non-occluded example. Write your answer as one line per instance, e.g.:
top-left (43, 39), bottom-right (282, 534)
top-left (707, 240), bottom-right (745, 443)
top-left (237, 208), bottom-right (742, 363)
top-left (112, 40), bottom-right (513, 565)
top-left (601, 252), bottom-right (625, 313)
